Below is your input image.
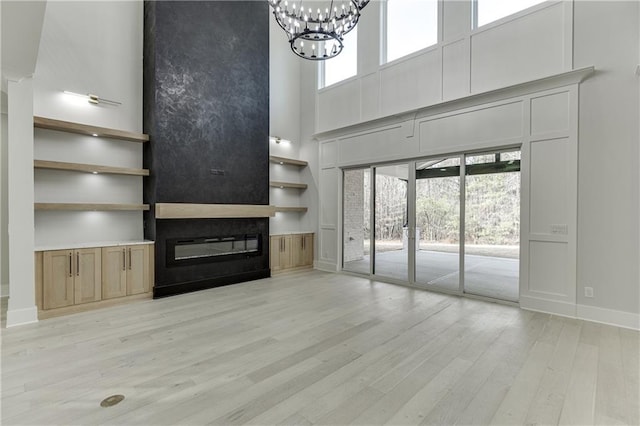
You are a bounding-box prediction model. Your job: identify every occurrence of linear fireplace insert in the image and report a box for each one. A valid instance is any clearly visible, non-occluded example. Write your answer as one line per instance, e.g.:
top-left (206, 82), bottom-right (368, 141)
top-left (167, 234), bottom-right (262, 267)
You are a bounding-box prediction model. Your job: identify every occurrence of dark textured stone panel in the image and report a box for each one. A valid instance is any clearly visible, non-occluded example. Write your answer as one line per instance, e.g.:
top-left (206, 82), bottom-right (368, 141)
top-left (144, 1), bottom-right (269, 205)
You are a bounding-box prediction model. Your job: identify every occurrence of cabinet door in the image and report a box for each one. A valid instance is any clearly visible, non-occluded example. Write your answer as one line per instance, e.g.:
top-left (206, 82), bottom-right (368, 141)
top-left (280, 236), bottom-right (293, 269)
top-left (270, 236), bottom-right (282, 271)
top-left (74, 248), bottom-right (102, 304)
top-left (291, 234), bottom-right (305, 267)
top-left (127, 245), bottom-right (150, 295)
top-left (302, 234), bottom-right (314, 266)
top-left (102, 246), bottom-right (127, 299)
top-left (43, 250), bottom-right (74, 310)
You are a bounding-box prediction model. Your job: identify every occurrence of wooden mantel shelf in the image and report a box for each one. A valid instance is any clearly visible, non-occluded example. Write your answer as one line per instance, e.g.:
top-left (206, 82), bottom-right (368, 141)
top-left (34, 160), bottom-right (149, 176)
top-left (34, 116), bottom-right (149, 143)
top-left (155, 203), bottom-right (276, 219)
top-left (35, 203), bottom-right (150, 211)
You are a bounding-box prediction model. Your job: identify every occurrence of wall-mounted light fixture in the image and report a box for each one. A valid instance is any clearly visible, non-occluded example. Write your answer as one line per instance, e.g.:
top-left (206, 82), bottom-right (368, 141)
top-left (63, 90), bottom-right (122, 106)
top-left (269, 135), bottom-right (291, 145)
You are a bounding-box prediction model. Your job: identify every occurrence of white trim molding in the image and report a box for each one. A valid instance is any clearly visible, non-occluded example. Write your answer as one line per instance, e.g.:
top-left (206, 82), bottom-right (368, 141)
top-left (6, 306), bottom-right (38, 328)
top-left (577, 304), bottom-right (640, 331)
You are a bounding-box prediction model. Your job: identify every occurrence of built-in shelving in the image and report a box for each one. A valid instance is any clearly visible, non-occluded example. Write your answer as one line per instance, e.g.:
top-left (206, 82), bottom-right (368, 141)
top-left (274, 206), bottom-right (308, 213)
top-left (34, 160), bottom-right (150, 176)
top-left (35, 203), bottom-right (150, 211)
top-left (34, 116), bottom-right (149, 143)
top-left (270, 181), bottom-right (308, 189)
top-left (269, 155), bottom-right (308, 167)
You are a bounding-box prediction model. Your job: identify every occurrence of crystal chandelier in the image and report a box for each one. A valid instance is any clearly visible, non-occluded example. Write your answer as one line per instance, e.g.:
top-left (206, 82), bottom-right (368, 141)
top-left (269, 0), bottom-right (370, 60)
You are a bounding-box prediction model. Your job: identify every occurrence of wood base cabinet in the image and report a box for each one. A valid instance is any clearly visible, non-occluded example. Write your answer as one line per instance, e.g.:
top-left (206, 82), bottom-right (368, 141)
top-left (270, 233), bottom-right (313, 274)
top-left (102, 244), bottom-right (150, 299)
top-left (42, 248), bottom-right (101, 309)
top-left (36, 243), bottom-right (153, 319)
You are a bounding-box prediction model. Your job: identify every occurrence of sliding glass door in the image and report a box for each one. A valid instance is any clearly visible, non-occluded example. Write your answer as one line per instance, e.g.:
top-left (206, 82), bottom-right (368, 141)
top-left (414, 157), bottom-right (461, 293)
top-left (342, 149), bottom-right (520, 303)
top-left (464, 151), bottom-right (520, 302)
top-left (373, 164), bottom-right (409, 282)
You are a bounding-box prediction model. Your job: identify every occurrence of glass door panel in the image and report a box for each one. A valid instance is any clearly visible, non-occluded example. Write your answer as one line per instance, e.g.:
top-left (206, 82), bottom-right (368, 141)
top-left (464, 151), bottom-right (520, 302)
top-left (415, 157), bottom-right (461, 292)
top-left (343, 168), bottom-right (371, 274)
top-left (374, 164), bottom-right (408, 281)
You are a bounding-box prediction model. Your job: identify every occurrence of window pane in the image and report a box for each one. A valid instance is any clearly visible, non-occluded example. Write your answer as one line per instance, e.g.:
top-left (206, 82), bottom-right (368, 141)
top-left (477, 0), bottom-right (546, 27)
top-left (386, 0), bottom-right (438, 63)
top-left (323, 27), bottom-right (357, 88)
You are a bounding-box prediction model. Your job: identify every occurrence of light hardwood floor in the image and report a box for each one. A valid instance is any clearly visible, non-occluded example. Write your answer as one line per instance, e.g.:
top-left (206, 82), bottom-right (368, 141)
top-left (1, 270), bottom-right (638, 425)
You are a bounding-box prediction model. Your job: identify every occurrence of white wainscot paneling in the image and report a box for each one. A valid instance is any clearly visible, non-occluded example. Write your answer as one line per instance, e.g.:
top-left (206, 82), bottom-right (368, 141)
top-left (320, 140), bottom-right (337, 167)
top-left (442, 39), bottom-right (470, 101)
top-left (471, 2), bottom-right (565, 93)
top-left (319, 227), bottom-right (337, 262)
top-left (320, 167), bottom-right (338, 226)
top-left (360, 73), bottom-right (380, 122)
top-left (530, 91), bottom-right (570, 136)
top-left (318, 79), bottom-right (361, 132)
top-left (528, 240), bottom-right (569, 298)
top-left (338, 124), bottom-right (419, 165)
top-left (379, 48), bottom-right (441, 117)
top-left (529, 138), bottom-right (568, 235)
top-left (418, 101), bottom-right (523, 153)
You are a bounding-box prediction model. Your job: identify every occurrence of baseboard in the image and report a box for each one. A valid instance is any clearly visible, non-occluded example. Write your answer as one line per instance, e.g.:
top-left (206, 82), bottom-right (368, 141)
top-left (519, 295), bottom-right (577, 318)
top-left (314, 260), bottom-right (338, 272)
top-left (577, 304), bottom-right (640, 331)
top-left (6, 305), bottom-right (38, 327)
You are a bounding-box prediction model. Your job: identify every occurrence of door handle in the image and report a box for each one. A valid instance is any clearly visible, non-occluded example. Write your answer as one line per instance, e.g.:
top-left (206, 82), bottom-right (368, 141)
top-left (76, 252), bottom-right (80, 276)
top-left (69, 253), bottom-right (73, 277)
top-left (128, 248), bottom-right (132, 270)
top-left (122, 248), bottom-right (126, 271)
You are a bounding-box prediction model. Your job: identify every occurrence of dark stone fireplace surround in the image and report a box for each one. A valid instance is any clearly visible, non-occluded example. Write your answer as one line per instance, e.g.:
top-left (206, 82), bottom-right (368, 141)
top-left (143, 1), bottom-right (270, 298)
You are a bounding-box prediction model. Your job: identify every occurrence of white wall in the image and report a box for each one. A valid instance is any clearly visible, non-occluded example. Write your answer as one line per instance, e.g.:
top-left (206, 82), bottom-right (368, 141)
top-left (573, 1), bottom-right (639, 323)
top-left (32, 1), bottom-right (144, 247)
top-left (269, 14), bottom-right (314, 236)
top-left (306, 0), bottom-right (639, 329)
top-left (1, 111), bottom-right (8, 298)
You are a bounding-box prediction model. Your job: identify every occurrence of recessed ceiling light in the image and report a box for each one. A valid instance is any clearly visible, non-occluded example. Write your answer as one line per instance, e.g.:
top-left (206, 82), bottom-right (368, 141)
top-left (92, 133), bottom-right (99, 137)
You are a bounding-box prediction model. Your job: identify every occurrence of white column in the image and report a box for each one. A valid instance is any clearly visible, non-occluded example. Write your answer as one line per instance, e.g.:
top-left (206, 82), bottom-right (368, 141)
top-left (6, 77), bottom-right (37, 327)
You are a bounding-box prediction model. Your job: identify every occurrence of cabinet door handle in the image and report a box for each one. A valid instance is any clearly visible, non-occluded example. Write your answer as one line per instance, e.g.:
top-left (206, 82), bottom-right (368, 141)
top-left (76, 252), bottom-right (80, 276)
top-left (69, 253), bottom-right (73, 277)
top-left (128, 248), bottom-right (132, 270)
top-left (122, 249), bottom-right (126, 271)
top-left (302, 237), bottom-right (305, 250)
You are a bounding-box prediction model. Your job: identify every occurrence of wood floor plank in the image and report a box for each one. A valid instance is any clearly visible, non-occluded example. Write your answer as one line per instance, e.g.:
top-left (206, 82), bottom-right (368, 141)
top-left (1, 271), bottom-right (638, 426)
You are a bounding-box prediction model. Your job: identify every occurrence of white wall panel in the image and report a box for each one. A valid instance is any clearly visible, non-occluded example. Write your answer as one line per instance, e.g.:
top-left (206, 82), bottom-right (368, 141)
top-left (317, 79), bottom-right (361, 132)
top-left (360, 73), bottom-right (380, 122)
top-left (320, 167), bottom-right (339, 226)
top-left (320, 141), bottom-right (337, 167)
top-left (470, 2), bottom-right (565, 93)
top-left (529, 138), bottom-right (569, 235)
top-left (379, 49), bottom-right (442, 116)
top-left (418, 101), bottom-right (523, 153)
top-left (338, 125), bottom-right (419, 165)
top-left (319, 227), bottom-right (338, 262)
top-left (528, 240), bottom-right (569, 297)
top-left (442, 39), bottom-right (470, 101)
top-left (443, 0), bottom-right (471, 42)
top-left (530, 91), bottom-right (569, 136)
